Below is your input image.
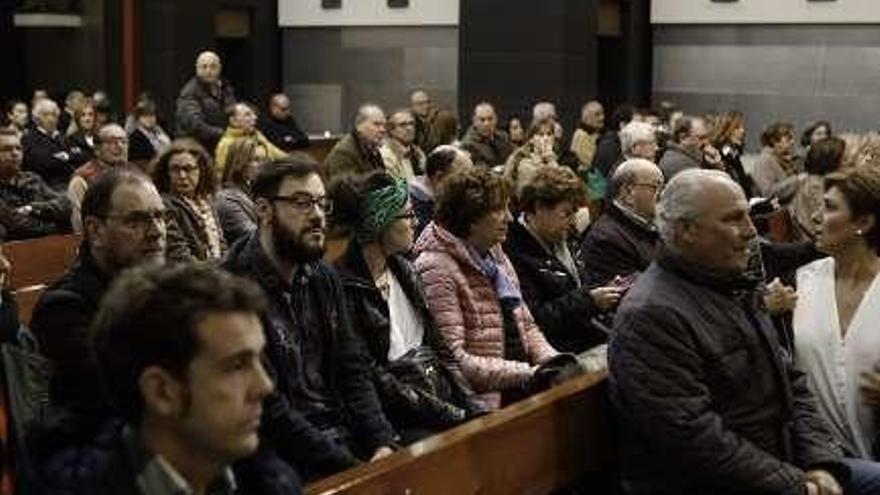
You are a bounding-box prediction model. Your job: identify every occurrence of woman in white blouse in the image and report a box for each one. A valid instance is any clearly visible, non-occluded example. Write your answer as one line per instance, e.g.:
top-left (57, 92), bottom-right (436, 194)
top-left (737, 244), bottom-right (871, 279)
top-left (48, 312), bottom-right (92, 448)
top-left (330, 171), bottom-right (484, 443)
top-left (794, 165), bottom-right (880, 464)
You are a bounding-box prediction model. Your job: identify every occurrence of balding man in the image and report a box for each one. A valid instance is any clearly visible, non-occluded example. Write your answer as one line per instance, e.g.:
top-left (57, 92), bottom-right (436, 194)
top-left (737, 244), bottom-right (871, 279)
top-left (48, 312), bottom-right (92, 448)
top-left (580, 158), bottom-right (662, 287)
top-left (215, 102), bottom-right (286, 176)
top-left (22, 98), bottom-right (83, 190)
top-left (460, 102), bottom-right (514, 168)
top-left (609, 169), bottom-right (854, 495)
top-left (176, 50), bottom-right (237, 150)
top-left (323, 104), bottom-right (387, 181)
top-left (259, 92), bottom-right (310, 152)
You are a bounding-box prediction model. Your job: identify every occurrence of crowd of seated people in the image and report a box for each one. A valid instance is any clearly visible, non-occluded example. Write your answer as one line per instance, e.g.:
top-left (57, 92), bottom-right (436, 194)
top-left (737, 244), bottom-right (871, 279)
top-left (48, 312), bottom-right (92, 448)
top-left (2, 47), bottom-right (880, 495)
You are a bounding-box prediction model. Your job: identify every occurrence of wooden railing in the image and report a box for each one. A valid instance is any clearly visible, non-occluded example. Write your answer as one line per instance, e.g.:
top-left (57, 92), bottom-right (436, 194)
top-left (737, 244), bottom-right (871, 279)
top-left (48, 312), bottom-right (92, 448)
top-left (306, 372), bottom-right (614, 495)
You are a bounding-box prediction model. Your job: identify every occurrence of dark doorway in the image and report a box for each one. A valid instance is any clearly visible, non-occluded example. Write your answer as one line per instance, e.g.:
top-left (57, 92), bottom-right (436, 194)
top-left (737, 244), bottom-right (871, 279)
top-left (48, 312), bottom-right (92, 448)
top-left (215, 8), bottom-right (254, 101)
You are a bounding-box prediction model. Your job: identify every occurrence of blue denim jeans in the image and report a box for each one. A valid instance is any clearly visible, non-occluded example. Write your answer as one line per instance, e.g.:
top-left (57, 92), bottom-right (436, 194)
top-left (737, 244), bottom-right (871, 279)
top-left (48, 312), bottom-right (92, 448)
top-left (844, 458), bottom-right (880, 495)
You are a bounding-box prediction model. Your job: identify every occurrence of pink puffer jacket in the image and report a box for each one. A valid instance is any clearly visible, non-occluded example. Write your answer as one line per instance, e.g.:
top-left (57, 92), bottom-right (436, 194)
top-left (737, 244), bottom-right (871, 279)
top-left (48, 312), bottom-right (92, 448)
top-left (413, 222), bottom-right (558, 409)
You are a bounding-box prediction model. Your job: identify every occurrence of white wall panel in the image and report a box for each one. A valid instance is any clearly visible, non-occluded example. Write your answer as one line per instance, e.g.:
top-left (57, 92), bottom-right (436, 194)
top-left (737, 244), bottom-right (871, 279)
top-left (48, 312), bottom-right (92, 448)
top-left (652, 0), bottom-right (880, 25)
top-left (279, 0), bottom-right (459, 27)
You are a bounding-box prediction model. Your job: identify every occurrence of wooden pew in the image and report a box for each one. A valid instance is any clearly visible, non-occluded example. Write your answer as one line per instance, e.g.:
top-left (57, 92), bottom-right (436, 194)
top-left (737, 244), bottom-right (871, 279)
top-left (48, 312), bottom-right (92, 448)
top-left (305, 135), bottom-right (342, 164)
top-left (306, 372), bottom-right (614, 495)
top-left (5, 234), bottom-right (82, 325)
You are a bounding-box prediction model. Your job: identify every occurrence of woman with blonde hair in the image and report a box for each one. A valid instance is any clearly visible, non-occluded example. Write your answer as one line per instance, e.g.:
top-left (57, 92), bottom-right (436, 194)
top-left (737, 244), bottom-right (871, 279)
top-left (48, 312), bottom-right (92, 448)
top-left (214, 138), bottom-right (267, 244)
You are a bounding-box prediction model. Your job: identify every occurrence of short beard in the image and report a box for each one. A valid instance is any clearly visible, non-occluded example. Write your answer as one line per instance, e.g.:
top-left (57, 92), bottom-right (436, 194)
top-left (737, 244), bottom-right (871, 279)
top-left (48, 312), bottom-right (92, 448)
top-left (271, 217), bottom-right (324, 265)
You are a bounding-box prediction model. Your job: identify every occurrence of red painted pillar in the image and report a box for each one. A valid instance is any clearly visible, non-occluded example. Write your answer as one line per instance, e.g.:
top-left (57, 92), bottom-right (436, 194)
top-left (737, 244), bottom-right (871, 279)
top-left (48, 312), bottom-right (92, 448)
top-left (121, 0), bottom-right (141, 111)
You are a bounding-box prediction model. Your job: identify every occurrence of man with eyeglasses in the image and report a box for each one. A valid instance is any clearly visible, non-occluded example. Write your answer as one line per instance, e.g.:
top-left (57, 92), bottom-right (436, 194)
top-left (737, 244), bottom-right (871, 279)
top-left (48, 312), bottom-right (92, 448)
top-left (67, 123), bottom-right (130, 231)
top-left (580, 158), bottom-right (663, 287)
top-left (379, 109), bottom-right (426, 180)
top-left (658, 115), bottom-right (723, 181)
top-left (32, 168), bottom-right (167, 415)
top-left (223, 158), bottom-right (398, 481)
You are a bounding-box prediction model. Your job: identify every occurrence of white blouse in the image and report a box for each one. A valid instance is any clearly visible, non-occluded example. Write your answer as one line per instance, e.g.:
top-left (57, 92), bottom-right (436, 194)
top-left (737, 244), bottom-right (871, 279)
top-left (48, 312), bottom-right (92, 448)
top-left (387, 271), bottom-right (426, 361)
top-left (794, 257), bottom-right (880, 458)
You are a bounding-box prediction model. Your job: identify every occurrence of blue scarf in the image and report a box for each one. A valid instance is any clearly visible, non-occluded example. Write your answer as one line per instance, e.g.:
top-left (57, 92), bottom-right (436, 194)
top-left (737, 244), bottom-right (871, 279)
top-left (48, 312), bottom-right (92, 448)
top-left (467, 245), bottom-right (522, 309)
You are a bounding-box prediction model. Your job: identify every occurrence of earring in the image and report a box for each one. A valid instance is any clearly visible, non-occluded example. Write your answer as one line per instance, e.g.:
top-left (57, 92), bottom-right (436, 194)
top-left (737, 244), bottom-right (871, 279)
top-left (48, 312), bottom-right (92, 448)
top-left (857, 229), bottom-right (864, 236)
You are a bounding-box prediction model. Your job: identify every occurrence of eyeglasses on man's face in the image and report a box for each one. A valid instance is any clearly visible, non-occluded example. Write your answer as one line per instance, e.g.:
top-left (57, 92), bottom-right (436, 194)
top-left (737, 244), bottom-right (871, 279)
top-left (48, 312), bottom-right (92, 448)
top-left (270, 193), bottom-right (333, 214)
top-left (104, 209), bottom-right (172, 230)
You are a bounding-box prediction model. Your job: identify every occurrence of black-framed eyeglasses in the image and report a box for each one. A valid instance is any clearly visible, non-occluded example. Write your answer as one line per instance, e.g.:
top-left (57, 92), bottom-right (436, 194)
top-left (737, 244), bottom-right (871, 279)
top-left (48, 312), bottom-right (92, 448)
top-left (104, 209), bottom-right (172, 229)
top-left (270, 194), bottom-right (333, 214)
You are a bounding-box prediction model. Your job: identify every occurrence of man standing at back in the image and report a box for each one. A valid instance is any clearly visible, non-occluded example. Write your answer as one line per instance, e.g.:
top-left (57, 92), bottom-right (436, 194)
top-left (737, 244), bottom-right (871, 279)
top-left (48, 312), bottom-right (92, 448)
top-left (31, 169), bottom-right (167, 414)
top-left (223, 158), bottom-right (397, 480)
top-left (609, 169), bottom-right (856, 494)
top-left (460, 101), bottom-right (514, 168)
top-left (176, 50), bottom-right (237, 151)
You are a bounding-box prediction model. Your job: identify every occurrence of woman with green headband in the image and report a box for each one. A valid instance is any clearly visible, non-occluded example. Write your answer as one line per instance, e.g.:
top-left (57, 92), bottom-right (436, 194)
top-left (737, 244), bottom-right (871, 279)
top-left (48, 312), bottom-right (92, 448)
top-left (330, 171), bottom-right (485, 443)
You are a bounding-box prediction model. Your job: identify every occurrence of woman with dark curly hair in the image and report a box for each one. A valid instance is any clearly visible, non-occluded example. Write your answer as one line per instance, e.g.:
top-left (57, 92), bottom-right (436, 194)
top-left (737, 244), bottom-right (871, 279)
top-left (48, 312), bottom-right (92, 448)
top-left (413, 167), bottom-right (559, 410)
top-left (330, 171), bottom-right (485, 441)
top-left (152, 138), bottom-right (225, 261)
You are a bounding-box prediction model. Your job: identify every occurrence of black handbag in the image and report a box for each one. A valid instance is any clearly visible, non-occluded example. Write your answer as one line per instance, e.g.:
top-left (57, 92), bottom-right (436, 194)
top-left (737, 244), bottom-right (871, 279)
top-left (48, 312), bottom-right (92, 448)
top-left (387, 345), bottom-right (454, 402)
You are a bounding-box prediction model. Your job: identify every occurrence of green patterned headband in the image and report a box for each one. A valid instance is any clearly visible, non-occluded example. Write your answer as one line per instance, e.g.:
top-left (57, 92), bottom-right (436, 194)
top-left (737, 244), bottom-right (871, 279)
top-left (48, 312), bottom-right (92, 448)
top-left (356, 177), bottom-right (409, 243)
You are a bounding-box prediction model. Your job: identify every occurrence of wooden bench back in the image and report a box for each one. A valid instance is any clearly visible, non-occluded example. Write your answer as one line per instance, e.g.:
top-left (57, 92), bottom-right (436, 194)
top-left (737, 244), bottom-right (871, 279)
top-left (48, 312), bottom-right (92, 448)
top-left (5, 234), bottom-right (82, 325)
top-left (305, 136), bottom-right (341, 164)
top-left (306, 372), bottom-right (614, 495)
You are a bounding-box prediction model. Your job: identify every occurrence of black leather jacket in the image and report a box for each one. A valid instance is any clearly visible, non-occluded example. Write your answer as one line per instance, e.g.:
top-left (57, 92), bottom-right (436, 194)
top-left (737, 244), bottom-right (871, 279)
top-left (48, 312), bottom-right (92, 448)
top-left (335, 244), bottom-right (485, 435)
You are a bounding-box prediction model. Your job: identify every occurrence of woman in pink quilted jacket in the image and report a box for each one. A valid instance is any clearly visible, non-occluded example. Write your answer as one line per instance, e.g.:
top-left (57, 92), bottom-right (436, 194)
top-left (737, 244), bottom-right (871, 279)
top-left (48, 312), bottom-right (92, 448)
top-left (413, 167), bottom-right (558, 410)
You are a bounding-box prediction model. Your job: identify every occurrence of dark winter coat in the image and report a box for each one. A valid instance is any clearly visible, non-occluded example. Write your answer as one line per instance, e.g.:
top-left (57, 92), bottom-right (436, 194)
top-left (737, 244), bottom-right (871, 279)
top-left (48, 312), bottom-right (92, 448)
top-left (335, 245), bottom-right (484, 435)
top-left (579, 202), bottom-right (659, 287)
top-left (459, 126), bottom-right (514, 168)
top-left (175, 76), bottom-right (236, 150)
top-left (504, 220), bottom-right (606, 353)
top-left (259, 115), bottom-right (310, 152)
top-left (222, 233), bottom-right (397, 480)
top-left (30, 249), bottom-right (111, 414)
top-left (322, 132), bottom-right (385, 182)
top-left (21, 129), bottom-right (82, 191)
top-left (609, 249), bottom-right (846, 495)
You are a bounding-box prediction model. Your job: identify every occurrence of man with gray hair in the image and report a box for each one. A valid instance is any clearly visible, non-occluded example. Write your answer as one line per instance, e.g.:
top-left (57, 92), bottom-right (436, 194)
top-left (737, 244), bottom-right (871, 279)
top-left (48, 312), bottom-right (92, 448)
top-left (176, 50), bottom-right (237, 150)
top-left (323, 103), bottom-right (387, 181)
top-left (609, 169), bottom-right (852, 495)
top-left (603, 121), bottom-right (661, 192)
top-left (22, 98), bottom-right (83, 190)
top-left (580, 158), bottom-right (662, 287)
top-left (658, 115), bottom-right (722, 181)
